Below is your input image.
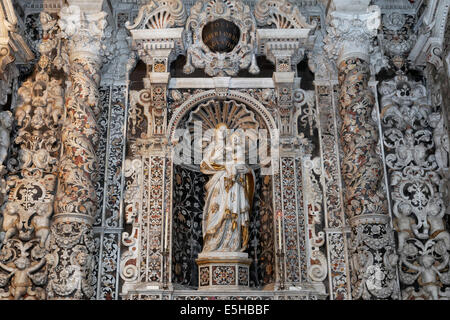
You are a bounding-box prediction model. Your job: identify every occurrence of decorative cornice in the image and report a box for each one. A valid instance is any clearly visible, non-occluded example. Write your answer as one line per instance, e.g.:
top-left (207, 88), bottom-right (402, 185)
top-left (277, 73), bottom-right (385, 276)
top-left (130, 27), bottom-right (184, 66)
top-left (256, 28), bottom-right (312, 67)
top-left (408, 0), bottom-right (450, 70)
top-left (0, 0), bottom-right (34, 68)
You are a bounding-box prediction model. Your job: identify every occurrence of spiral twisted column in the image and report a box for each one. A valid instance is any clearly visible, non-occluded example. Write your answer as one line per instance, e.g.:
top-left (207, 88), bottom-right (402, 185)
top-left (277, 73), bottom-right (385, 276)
top-left (324, 1), bottom-right (399, 300)
top-left (47, 2), bottom-right (108, 299)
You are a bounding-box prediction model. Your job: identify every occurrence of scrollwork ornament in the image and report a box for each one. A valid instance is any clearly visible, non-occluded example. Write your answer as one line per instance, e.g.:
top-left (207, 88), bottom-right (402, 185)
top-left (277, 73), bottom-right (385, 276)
top-left (46, 222), bottom-right (95, 299)
top-left (183, 0), bottom-right (259, 76)
top-left (0, 11), bottom-right (66, 300)
top-left (125, 0), bottom-right (186, 30)
top-left (254, 0), bottom-right (316, 29)
top-left (302, 156), bottom-right (328, 284)
top-left (380, 74), bottom-right (450, 299)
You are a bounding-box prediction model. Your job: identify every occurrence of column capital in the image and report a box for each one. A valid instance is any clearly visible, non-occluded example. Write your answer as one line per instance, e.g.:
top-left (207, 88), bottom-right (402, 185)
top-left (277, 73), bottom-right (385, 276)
top-left (66, 0), bottom-right (104, 13)
top-left (324, 2), bottom-right (381, 65)
top-left (58, 4), bottom-right (108, 62)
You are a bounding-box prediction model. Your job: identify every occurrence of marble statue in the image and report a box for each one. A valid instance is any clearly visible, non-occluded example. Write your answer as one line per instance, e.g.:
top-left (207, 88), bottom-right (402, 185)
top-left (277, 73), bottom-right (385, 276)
top-left (199, 123), bottom-right (254, 253)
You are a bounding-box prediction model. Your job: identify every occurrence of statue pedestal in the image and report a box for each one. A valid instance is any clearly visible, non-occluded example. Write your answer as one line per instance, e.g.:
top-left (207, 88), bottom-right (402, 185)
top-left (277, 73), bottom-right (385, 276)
top-left (196, 252), bottom-right (252, 290)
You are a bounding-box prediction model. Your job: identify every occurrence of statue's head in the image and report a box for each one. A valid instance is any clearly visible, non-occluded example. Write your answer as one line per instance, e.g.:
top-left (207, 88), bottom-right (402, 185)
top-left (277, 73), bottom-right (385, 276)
top-left (76, 251), bottom-right (88, 266)
top-left (419, 255), bottom-right (434, 268)
top-left (0, 111), bottom-right (12, 130)
top-left (215, 123), bottom-right (228, 142)
top-left (15, 257), bottom-right (30, 270)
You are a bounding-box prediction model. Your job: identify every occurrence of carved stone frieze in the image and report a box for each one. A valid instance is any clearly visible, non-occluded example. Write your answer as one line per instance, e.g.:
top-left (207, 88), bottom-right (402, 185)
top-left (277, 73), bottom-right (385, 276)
top-left (380, 74), bottom-right (450, 300)
top-left (0, 11), bottom-right (64, 300)
top-left (0, 0), bottom-right (448, 302)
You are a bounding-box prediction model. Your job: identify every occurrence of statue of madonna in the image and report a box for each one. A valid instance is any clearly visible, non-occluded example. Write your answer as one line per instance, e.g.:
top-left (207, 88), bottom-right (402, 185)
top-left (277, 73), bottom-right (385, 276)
top-left (199, 123), bottom-right (255, 253)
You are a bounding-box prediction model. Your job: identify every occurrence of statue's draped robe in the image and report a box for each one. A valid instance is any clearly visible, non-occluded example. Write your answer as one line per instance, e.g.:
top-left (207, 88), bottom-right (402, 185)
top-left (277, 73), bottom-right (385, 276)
top-left (200, 141), bottom-right (254, 253)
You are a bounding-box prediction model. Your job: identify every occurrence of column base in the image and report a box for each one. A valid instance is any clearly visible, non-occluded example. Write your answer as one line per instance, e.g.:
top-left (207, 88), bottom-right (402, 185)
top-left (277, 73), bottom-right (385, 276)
top-left (196, 252), bottom-right (252, 291)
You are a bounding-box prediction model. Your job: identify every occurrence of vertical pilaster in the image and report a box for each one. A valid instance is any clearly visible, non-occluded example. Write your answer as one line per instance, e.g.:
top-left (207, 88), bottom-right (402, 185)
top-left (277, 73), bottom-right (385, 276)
top-left (314, 78), bottom-right (352, 300)
top-left (142, 47), bottom-right (173, 289)
top-left (119, 19), bottom-right (184, 294)
top-left (264, 38), bottom-right (306, 289)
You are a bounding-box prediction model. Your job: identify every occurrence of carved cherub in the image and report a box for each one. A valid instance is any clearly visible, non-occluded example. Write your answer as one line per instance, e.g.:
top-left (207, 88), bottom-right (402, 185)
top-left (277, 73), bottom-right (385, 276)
top-left (15, 81), bottom-right (33, 126)
top-left (46, 79), bottom-right (64, 125)
top-left (0, 111), bottom-right (12, 165)
top-left (393, 202), bottom-right (415, 252)
top-left (31, 203), bottom-right (52, 248)
top-left (40, 12), bottom-right (57, 35)
top-left (2, 202), bottom-right (20, 244)
top-left (429, 112), bottom-right (449, 171)
top-left (0, 256), bottom-right (46, 300)
top-left (427, 204), bottom-right (450, 251)
top-left (402, 253), bottom-right (449, 300)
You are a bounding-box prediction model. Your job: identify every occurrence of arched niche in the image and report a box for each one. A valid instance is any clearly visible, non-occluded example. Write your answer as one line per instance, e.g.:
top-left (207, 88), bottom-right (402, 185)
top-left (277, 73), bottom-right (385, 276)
top-left (166, 90), bottom-right (278, 290)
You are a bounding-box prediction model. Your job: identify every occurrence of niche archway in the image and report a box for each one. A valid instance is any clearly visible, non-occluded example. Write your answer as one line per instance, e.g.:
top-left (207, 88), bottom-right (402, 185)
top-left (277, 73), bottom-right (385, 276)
top-left (167, 90), bottom-right (277, 290)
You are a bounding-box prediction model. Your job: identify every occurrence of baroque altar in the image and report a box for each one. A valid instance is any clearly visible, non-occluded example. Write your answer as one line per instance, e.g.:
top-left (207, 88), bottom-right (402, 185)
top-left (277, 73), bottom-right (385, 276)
top-left (0, 0), bottom-right (449, 300)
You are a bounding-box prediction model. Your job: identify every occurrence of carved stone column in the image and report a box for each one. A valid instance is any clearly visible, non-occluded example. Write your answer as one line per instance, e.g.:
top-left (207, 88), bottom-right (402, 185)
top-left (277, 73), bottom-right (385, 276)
top-left (324, 0), bottom-right (399, 300)
top-left (47, 2), bottom-right (108, 300)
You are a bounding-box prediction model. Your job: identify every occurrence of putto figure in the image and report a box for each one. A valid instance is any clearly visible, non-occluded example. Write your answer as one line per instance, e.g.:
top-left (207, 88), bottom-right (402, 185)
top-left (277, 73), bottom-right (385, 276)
top-left (199, 123), bottom-right (254, 253)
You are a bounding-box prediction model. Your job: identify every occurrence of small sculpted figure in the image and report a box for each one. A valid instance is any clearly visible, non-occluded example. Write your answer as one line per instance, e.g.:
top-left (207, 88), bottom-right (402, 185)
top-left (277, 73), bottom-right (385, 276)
top-left (0, 256), bottom-right (46, 300)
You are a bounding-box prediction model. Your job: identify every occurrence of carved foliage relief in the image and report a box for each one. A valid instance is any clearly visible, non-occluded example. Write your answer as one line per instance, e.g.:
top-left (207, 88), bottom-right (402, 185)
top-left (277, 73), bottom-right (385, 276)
top-left (93, 85), bottom-right (127, 300)
top-left (380, 75), bottom-right (450, 299)
top-left (47, 5), bottom-right (108, 300)
top-left (0, 12), bottom-right (65, 300)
